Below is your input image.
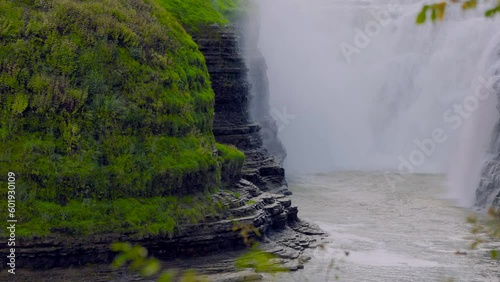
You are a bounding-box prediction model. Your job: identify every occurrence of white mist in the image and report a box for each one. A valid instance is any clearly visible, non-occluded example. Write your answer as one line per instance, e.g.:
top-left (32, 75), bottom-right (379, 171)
top-left (253, 0), bottom-right (500, 205)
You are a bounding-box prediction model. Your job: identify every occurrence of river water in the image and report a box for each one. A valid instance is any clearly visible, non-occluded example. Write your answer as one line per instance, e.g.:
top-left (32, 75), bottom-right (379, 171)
top-left (273, 172), bottom-right (500, 282)
top-left (254, 0), bottom-right (500, 280)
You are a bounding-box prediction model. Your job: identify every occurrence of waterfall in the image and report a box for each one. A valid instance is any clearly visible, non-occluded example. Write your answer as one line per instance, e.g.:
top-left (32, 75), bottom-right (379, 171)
top-left (448, 38), bottom-right (500, 207)
top-left (470, 44), bottom-right (500, 208)
top-left (252, 0), bottom-right (500, 206)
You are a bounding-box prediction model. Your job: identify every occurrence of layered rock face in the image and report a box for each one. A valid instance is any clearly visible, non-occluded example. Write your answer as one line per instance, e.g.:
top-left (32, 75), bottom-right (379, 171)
top-left (476, 74), bottom-right (500, 208)
top-left (240, 6), bottom-right (287, 166)
top-left (6, 24), bottom-right (324, 272)
top-left (194, 25), bottom-right (289, 193)
top-left (476, 125), bottom-right (500, 208)
top-left (13, 179), bottom-right (321, 270)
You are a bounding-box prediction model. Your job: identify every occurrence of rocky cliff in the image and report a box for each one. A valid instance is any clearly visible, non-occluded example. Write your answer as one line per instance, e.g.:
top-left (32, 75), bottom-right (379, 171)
top-left (476, 124), bottom-right (500, 208)
top-left (195, 25), bottom-right (289, 194)
top-left (4, 19), bottom-right (323, 275)
top-left (240, 5), bottom-right (288, 166)
top-left (475, 74), bottom-right (500, 208)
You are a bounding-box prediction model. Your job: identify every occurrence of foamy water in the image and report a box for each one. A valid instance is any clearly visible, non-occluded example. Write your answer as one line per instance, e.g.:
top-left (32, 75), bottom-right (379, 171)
top-left (273, 172), bottom-right (500, 281)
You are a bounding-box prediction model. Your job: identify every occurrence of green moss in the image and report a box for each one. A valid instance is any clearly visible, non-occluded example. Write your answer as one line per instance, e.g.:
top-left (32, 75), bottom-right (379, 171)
top-left (157, 0), bottom-right (239, 31)
top-left (216, 143), bottom-right (245, 186)
top-left (247, 199), bottom-right (256, 205)
top-left (0, 0), bottom-right (225, 202)
top-left (0, 0), bottom-right (247, 240)
top-left (0, 193), bottom-right (227, 238)
top-left (217, 143), bottom-right (245, 162)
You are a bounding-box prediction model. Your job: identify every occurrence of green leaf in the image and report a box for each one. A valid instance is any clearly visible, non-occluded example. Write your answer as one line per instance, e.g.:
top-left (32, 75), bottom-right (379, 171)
top-left (180, 270), bottom-right (199, 282)
top-left (462, 0), bottom-right (477, 10)
top-left (140, 259), bottom-right (160, 276)
top-left (491, 250), bottom-right (499, 259)
top-left (111, 242), bottom-right (132, 252)
top-left (431, 8), bottom-right (437, 22)
top-left (485, 6), bottom-right (500, 17)
top-left (235, 249), bottom-right (288, 273)
top-left (158, 271), bottom-right (175, 282)
top-left (435, 2), bottom-right (446, 21)
top-left (112, 253), bottom-right (129, 269)
top-left (130, 256), bottom-right (146, 270)
top-left (416, 6), bottom-right (429, 24)
top-left (130, 245), bottom-right (148, 258)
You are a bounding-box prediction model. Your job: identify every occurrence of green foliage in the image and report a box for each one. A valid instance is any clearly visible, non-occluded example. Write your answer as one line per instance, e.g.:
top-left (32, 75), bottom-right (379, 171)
top-left (485, 5), bottom-right (500, 17)
top-left (417, 0), bottom-right (500, 24)
top-left (216, 143), bottom-right (245, 164)
top-left (232, 223), bottom-right (261, 247)
top-left (112, 223), bottom-right (285, 282)
top-left (0, 0), bottom-right (248, 247)
top-left (111, 242), bottom-right (206, 282)
top-left (216, 143), bottom-right (245, 185)
top-left (462, 0), bottom-right (477, 10)
top-left (157, 0), bottom-right (239, 32)
top-left (0, 0), bottom-right (247, 211)
top-left (416, 2), bottom-right (446, 24)
top-left (235, 247), bottom-right (287, 273)
top-left (112, 242), bottom-right (205, 281)
top-left (0, 192), bottom-right (227, 238)
top-left (231, 223), bottom-right (287, 273)
top-left (111, 242), bottom-right (161, 276)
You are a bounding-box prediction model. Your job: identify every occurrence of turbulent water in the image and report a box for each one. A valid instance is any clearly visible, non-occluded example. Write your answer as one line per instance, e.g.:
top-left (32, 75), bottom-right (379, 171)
top-left (255, 0), bottom-right (500, 206)
top-left (249, 0), bottom-right (500, 280)
top-left (273, 172), bottom-right (500, 281)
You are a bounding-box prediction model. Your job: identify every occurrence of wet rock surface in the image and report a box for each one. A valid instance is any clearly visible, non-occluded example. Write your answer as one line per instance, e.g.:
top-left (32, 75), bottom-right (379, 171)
top-left (476, 158), bottom-right (500, 208)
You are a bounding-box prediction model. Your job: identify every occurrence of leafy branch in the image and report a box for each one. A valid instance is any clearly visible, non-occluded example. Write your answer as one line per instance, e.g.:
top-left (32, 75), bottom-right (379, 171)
top-left (111, 242), bottom-right (205, 282)
top-left (111, 223), bottom-right (288, 281)
top-left (416, 0), bottom-right (500, 24)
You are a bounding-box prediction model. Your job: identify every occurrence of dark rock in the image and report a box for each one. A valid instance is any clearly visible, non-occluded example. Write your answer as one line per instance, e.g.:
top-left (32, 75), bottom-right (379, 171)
top-left (239, 5), bottom-right (288, 166)
top-left (475, 76), bottom-right (500, 208)
top-left (278, 188), bottom-right (293, 196)
top-left (1, 179), bottom-right (325, 270)
top-left (194, 25), bottom-right (287, 193)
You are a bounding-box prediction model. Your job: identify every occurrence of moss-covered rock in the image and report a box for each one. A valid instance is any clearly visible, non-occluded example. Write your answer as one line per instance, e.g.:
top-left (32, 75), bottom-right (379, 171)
top-left (14, 193), bottom-right (229, 238)
top-left (157, 0), bottom-right (239, 32)
top-left (0, 0), bottom-right (245, 239)
top-left (0, 0), bottom-right (235, 203)
top-left (217, 143), bottom-right (245, 184)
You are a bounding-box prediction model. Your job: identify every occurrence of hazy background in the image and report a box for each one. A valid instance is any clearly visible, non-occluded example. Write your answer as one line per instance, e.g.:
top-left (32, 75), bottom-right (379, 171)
top-left (252, 0), bottom-right (500, 205)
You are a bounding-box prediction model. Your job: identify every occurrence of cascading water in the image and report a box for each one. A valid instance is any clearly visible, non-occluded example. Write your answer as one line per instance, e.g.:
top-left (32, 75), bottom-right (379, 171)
top-left (472, 51), bottom-right (500, 208)
top-left (449, 39), bottom-right (500, 207)
top-left (253, 0), bottom-right (500, 206)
